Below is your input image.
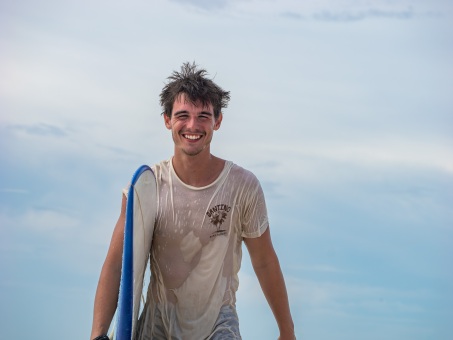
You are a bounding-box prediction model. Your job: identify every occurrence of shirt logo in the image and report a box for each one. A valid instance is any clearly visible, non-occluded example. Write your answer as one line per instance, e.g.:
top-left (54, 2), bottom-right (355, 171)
top-left (206, 204), bottom-right (231, 238)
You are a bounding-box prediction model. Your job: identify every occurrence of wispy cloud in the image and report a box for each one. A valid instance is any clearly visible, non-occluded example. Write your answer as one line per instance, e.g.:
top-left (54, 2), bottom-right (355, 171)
top-left (1, 208), bottom-right (78, 234)
top-left (0, 188), bottom-right (29, 194)
top-left (281, 8), bottom-right (414, 21)
top-left (241, 139), bottom-right (453, 185)
top-left (169, 0), bottom-right (229, 10)
top-left (237, 269), bottom-right (434, 334)
top-left (289, 264), bottom-right (352, 274)
top-left (280, 11), bottom-right (305, 20)
top-left (8, 123), bottom-right (68, 137)
top-left (312, 8), bottom-right (414, 22)
top-left (181, 0), bottom-right (443, 21)
top-left (285, 275), bottom-right (434, 317)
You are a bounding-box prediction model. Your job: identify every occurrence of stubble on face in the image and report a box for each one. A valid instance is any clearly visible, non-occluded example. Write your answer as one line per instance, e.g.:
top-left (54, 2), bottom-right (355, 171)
top-left (166, 94), bottom-right (221, 159)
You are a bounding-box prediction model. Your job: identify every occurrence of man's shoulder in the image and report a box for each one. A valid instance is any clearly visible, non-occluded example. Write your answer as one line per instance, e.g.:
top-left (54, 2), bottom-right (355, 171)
top-left (151, 159), bottom-right (171, 173)
top-left (228, 162), bottom-right (261, 185)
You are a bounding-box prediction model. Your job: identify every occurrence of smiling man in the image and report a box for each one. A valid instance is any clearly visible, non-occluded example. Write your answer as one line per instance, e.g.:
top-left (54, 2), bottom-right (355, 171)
top-left (91, 62), bottom-right (295, 340)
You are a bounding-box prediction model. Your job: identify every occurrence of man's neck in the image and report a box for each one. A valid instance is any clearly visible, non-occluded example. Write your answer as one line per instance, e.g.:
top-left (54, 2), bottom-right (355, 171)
top-left (172, 151), bottom-right (225, 187)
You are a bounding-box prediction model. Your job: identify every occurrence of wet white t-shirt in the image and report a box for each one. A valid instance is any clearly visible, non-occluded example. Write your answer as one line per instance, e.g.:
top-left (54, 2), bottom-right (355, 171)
top-left (135, 159), bottom-right (268, 339)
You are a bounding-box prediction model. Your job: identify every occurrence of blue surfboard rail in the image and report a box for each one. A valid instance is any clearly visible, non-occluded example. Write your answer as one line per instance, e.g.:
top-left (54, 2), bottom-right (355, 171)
top-left (116, 165), bottom-right (153, 340)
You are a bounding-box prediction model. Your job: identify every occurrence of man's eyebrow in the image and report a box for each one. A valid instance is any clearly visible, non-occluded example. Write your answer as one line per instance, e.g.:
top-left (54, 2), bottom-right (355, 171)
top-left (173, 110), bottom-right (213, 116)
top-left (173, 110), bottom-right (189, 116)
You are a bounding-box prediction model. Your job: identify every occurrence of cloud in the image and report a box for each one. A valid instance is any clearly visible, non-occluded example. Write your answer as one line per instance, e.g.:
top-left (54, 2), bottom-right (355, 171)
top-left (289, 264), bottom-right (352, 274)
top-left (281, 7), bottom-right (415, 22)
top-left (285, 275), bottom-right (433, 316)
top-left (280, 11), bottom-right (305, 20)
top-left (0, 204), bottom-right (117, 276)
top-left (169, 0), bottom-right (229, 10)
top-left (2, 208), bottom-right (78, 233)
top-left (237, 268), bottom-right (438, 339)
top-left (0, 188), bottom-right (29, 194)
top-left (220, 0), bottom-right (442, 21)
top-left (8, 123), bottom-right (68, 137)
top-left (242, 139), bottom-right (453, 186)
top-left (312, 8), bottom-right (414, 22)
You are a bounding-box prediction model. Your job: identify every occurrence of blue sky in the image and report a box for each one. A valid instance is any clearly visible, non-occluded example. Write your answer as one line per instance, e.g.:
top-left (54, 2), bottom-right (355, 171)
top-left (1, 0), bottom-right (452, 339)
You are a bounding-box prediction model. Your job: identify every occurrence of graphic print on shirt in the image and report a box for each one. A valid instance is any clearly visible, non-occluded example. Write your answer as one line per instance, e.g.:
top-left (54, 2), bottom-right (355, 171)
top-left (206, 204), bottom-right (231, 238)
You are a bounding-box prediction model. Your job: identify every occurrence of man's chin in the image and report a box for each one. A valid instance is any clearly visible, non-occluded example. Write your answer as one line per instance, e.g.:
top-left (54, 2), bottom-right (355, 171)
top-left (182, 148), bottom-right (204, 157)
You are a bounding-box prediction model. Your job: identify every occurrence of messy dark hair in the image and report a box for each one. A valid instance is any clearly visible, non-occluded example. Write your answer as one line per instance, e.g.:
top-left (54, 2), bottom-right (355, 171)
top-left (160, 62), bottom-right (230, 119)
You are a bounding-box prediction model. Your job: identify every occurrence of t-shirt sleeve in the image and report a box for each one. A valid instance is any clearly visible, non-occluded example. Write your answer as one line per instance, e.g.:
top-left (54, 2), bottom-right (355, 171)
top-left (241, 175), bottom-right (269, 238)
top-left (122, 184), bottom-right (130, 198)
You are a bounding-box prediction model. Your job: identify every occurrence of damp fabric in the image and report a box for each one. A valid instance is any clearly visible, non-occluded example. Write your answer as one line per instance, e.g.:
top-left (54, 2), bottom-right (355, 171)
top-left (132, 159), bottom-right (269, 340)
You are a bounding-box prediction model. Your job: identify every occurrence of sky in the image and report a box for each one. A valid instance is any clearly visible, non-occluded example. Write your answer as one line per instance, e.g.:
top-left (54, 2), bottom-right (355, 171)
top-left (0, 0), bottom-right (452, 339)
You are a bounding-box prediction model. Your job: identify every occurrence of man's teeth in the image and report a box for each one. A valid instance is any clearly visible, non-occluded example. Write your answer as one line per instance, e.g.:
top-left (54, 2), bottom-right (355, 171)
top-left (184, 134), bottom-right (201, 140)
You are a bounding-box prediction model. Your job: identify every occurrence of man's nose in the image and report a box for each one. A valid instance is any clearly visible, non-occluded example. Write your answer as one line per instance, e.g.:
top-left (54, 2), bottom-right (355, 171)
top-left (186, 116), bottom-right (198, 130)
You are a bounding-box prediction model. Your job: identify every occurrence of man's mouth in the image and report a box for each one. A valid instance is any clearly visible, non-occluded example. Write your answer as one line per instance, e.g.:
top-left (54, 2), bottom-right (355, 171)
top-left (183, 134), bottom-right (202, 141)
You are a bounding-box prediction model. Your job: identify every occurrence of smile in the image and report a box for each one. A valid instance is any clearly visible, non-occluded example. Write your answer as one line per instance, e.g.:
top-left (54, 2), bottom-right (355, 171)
top-left (183, 134), bottom-right (202, 140)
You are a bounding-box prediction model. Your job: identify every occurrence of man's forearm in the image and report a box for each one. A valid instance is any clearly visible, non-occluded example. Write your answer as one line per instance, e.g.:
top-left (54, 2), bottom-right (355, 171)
top-left (253, 254), bottom-right (295, 339)
top-left (90, 262), bottom-right (121, 339)
top-left (91, 196), bottom-right (126, 339)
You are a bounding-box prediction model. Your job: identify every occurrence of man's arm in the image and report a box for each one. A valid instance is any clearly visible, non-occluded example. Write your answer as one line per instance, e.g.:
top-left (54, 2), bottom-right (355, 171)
top-left (90, 195), bottom-right (126, 339)
top-left (244, 227), bottom-right (295, 340)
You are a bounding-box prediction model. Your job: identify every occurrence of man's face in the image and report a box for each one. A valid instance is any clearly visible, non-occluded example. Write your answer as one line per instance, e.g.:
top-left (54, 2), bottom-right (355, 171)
top-left (164, 93), bottom-right (222, 157)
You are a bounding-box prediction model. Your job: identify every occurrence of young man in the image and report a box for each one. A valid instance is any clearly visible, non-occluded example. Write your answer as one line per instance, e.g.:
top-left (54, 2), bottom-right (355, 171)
top-left (91, 62), bottom-right (295, 340)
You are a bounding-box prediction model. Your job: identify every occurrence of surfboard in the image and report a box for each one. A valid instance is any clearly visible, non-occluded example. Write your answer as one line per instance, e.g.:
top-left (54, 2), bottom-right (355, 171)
top-left (115, 165), bottom-right (157, 340)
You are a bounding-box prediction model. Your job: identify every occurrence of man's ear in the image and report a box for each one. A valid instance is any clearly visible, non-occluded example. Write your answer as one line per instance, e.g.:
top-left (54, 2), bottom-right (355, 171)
top-left (164, 114), bottom-right (172, 129)
top-left (214, 113), bottom-right (223, 131)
